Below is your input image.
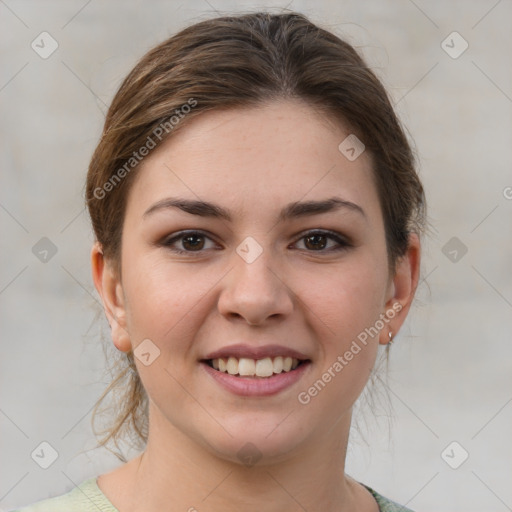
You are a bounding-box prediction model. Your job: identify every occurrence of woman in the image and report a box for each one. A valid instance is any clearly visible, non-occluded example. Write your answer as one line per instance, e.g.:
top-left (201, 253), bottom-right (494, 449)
top-left (13, 11), bottom-right (425, 512)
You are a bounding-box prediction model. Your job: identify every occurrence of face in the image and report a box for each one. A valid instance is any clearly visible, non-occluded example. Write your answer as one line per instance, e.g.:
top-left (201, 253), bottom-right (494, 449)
top-left (94, 99), bottom-right (417, 464)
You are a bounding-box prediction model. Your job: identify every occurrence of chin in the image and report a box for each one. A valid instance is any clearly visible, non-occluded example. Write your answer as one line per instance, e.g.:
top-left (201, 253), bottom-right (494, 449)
top-left (199, 415), bottom-right (312, 467)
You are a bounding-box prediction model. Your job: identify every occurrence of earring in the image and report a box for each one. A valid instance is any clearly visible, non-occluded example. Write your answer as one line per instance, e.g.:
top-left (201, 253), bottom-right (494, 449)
top-left (388, 331), bottom-right (394, 345)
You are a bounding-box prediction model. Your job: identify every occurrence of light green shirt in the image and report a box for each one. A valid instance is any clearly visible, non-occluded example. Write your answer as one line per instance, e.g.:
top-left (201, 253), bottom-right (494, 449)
top-left (10, 477), bottom-right (415, 511)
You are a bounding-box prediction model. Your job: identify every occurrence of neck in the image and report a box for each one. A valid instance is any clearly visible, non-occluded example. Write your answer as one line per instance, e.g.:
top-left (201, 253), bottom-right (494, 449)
top-left (102, 404), bottom-right (372, 512)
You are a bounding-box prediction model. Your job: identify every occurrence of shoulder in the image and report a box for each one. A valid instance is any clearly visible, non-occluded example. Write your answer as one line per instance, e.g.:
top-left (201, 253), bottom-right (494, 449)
top-left (8, 477), bottom-right (119, 512)
top-left (362, 484), bottom-right (416, 512)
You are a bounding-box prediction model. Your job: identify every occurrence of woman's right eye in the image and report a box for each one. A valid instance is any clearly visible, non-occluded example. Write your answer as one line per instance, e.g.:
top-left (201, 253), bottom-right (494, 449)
top-left (162, 231), bottom-right (218, 254)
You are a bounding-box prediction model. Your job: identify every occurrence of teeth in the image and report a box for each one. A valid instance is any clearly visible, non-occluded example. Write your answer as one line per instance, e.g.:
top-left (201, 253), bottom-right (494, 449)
top-left (255, 357), bottom-right (273, 377)
top-left (227, 357), bottom-right (238, 375)
top-left (238, 358), bottom-right (256, 376)
top-left (273, 356), bottom-right (284, 373)
top-left (210, 356), bottom-right (302, 377)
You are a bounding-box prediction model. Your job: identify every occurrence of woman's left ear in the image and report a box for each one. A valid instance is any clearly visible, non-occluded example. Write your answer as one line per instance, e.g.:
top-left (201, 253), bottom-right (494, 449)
top-left (379, 233), bottom-right (421, 345)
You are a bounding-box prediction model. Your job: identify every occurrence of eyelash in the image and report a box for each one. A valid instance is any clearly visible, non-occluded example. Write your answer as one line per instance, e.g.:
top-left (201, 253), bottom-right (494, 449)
top-left (161, 229), bottom-right (351, 255)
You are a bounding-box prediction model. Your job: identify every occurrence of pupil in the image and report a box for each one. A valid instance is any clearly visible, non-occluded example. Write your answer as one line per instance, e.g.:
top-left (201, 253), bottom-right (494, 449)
top-left (305, 234), bottom-right (326, 250)
top-left (183, 234), bottom-right (204, 250)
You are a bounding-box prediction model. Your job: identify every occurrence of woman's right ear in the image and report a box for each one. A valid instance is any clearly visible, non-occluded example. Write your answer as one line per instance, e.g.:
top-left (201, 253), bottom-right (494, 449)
top-left (90, 241), bottom-right (132, 353)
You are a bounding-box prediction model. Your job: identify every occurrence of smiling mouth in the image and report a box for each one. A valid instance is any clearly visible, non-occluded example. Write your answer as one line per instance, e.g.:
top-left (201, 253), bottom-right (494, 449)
top-left (203, 356), bottom-right (309, 378)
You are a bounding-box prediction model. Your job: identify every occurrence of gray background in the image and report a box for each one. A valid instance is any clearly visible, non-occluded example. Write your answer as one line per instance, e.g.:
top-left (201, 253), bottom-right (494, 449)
top-left (1, 1), bottom-right (511, 510)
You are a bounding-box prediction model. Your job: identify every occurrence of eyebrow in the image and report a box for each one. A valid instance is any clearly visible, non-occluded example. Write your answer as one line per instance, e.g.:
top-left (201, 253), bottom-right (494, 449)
top-left (143, 196), bottom-right (367, 222)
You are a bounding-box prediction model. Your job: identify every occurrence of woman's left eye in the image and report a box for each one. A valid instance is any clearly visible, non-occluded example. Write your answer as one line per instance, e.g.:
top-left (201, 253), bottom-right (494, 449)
top-left (293, 230), bottom-right (351, 252)
top-left (161, 229), bottom-right (350, 255)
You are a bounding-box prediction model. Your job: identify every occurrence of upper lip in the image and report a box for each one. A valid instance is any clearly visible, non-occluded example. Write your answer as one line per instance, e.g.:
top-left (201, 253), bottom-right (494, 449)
top-left (202, 344), bottom-right (310, 361)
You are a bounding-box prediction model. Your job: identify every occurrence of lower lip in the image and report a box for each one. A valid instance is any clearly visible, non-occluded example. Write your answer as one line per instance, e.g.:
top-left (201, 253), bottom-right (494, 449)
top-left (201, 361), bottom-right (311, 397)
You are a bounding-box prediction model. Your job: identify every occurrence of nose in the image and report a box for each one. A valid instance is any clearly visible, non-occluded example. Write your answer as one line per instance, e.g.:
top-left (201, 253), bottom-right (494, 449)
top-left (217, 249), bottom-right (294, 326)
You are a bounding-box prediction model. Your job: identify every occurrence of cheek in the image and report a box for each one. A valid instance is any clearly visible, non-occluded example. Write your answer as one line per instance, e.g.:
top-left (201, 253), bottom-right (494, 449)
top-left (121, 255), bottom-right (220, 349)
top-left (294, 263), bottom-right (385, 411)
top-left (296, 254), bottom-right (388, 336)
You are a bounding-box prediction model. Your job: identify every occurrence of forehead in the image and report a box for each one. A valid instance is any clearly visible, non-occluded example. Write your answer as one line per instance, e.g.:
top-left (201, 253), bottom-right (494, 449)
top-left (125, 99), bottom-right (382, 226)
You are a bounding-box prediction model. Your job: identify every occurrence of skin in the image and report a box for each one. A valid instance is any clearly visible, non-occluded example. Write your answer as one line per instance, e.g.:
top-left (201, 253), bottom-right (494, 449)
top-left (91, 99), bottom-right (420, 512)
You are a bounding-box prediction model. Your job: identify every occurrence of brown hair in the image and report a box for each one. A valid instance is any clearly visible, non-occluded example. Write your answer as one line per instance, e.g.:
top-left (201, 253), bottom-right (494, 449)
top-left (87, 11), bottom-right (427, 461)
